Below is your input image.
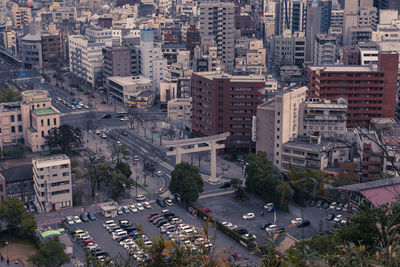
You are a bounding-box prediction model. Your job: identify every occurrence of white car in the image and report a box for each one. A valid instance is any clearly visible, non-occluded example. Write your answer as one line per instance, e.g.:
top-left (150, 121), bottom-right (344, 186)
top-left (133, 155), bottom-right (139, 162)
top-left (57, 97), bottom-right (62, 101)
top-left (73, 216), bottom-right (82, 224)
top-left (156, 170), bottom-right (162, 176)
top-left (143, 202), bottom-right (152, 209)
top-left (242, 213), bottom-right (255, 220)
top-left (291, 217), bottom-right (303, 225)
top-left (120, 116), bottom-right (129, 121)
top-left (136, 195), bottom-right (146, 201)
top-left (136, 203), bottom-right (145, 211)
top-left (65, 216), bottom-right (74, 225)
top-left (242, 233), bottom-right (256, 240)
top-left (129, 205), bottom-right (138, 213)
top-left (165, 199), bottom-right (173, 206)
top-left (334, 215), bottom-right (343, 223)
top-left (329, 202), bottom-right (337, 210)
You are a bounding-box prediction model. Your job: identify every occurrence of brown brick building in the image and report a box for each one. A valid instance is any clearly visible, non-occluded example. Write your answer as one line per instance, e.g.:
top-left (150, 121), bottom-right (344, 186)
top-left (308, 52), bottom-right (399, 128)
top-left (191, 71), bottom-right (265, 150)
top-left (41, 26), bottom-right (64, 69)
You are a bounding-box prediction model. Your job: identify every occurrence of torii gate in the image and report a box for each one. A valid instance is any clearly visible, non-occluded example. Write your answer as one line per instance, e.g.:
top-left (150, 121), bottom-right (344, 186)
top-left (163, 132), bottom-right (230, 181)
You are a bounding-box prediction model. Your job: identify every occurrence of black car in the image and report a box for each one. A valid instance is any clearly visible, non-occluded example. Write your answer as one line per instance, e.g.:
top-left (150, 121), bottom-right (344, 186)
top-left (260, 223), bottom-right (272, 230)
top-left (236, 228), bottom-right (248, 235)
top-left (164, 212), bottom-right (175, 218)
top-left (156, 220), bottom-right (168, 227)
top-left (309, 201), bottom-right (316, 207)
top-left (325, 213), bottom-right (335, 221)
top-left (156, 198), bottom-right (166, 208)
top-left (87, 212), bottom-right (96, 221)
top-left (219, 182), bottom-right (231, 189)
top-left (297, 220), bottom-right (311, 227)
top-left (322, 202), bottom-right (330, 209)
top-left (80, 213), bottom-right (89, 222)
top-left (101, 114), bottom-right (111, 119)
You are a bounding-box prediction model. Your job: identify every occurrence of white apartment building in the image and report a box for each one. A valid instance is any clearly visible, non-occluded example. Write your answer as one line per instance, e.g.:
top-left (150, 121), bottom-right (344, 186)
top-left (358, 42), bottom-right (379, 65)
top-left (314, 34), bottom-right (336, 65)
top-left (33, 154), bottom-right (72, 213)
top-left (68, 28), bottom-right (114, 87)
top-left (298, 98), bottom-right (347, 138)
top-left (140, 29), bottom-right (167, 93)
top-left (167, 98), bottom-right (192, 122)
top-left (106, 75), bottom-right (154, 106)
top-left (199, 1), bottom-right (235, 73)
top-left (256, 85), bottom-right (308, 168)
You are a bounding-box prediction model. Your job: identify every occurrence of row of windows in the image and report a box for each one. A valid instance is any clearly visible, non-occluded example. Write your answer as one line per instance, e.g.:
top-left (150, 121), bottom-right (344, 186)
top-left (51, 189), bottom-right (70, 196)
top-left (50, 180), bottom-right (70, 187)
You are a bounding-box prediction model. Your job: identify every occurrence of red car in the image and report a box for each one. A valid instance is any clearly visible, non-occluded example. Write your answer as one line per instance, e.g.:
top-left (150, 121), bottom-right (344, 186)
top-left (201, 208), bottom-right (212, 213)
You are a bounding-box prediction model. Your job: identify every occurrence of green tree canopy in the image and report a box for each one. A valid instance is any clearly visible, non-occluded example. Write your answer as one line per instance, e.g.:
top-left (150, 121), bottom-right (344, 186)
top-left (28, 239), bottom-right (70, 267)
top-left (110, 170), bottom-right (131, 200)
top-left (45, 124), bottom-right (82, 154)
top-left (169, 162), bottom-right (203, 204)
top-left (0, 88), bottom-right (21, 103)
top-left (114, 160), bottom-right (132, 179)
top-left (245, 152), bottom-right (284, 206)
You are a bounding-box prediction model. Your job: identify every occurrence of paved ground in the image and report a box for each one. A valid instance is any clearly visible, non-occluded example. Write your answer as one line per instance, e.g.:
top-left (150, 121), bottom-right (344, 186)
top-left (196, 194), bottom-right (348, 242)
top-left (59, 201), bottom-right (261, 265)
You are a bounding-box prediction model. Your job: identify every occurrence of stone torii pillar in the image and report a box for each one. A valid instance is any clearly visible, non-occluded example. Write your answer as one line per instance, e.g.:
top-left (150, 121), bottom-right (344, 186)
top-left (164, 132), bottom-right (230, 182)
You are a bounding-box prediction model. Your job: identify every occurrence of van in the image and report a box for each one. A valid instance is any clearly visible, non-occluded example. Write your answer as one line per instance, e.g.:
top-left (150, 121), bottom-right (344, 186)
top-left (112, 231), bottom-right (127, 240)
top-left (103, 220), bottom-right (114, 228)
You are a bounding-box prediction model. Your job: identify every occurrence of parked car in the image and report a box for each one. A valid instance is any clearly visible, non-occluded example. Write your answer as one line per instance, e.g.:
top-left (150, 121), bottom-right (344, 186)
top-left (143, 202), bottom-right (152, 209)
top-left (291, 218), bottom-right (303, 225)
top-left (157, 188), bottom-right (166, 194)
top-left (165, 199), bottom-right (173, 206)
top-left (322, 202), bottom-right (330, 209)
top-left (88, 212), bottom-right (97, 221)
top-left (316, 200), bottom-right (323, 208)
top-left (329, 202), bottom-right (337, 210)
top-left (129, 205), bottom-right (138, 213)
top-left (121, 206), bottom-right (130, 214)
top-left (297, 220), bottom-right (311, 227)
top-left (260, 223), bottom-right (272, 230)
top-left (341, 218), bottom-right (349, 225)
top-left (335, 203), bottom-right (343, 211)
top-left (102, 114), bottom-right (111, 119)
top-left (133, 155), bottom-right (139, 162)
top-left (156, 170), bottom-right (162, 176)
top-left (242, 213), bottom-right (255, 220)
top-left (65, 216), bottom-right (74, 225)
top-left (136, 195), bottom-right (146, 201)
top-left (80, 213), bottom-right (89, 222)
top-left (325, 213), bottom-right (335, 221)
top-left (136, 203), bottom-right (145, 211)
top-left (73, 216), bottom-right (82, 224)
top-left (334, 215), bottom-right (343, 223)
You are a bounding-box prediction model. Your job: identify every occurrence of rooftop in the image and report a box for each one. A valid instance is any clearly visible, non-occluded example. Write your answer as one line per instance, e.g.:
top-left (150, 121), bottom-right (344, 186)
top-left (30, 97), bottom-right (51, 103)
top-left (0, 165), bottom-right (33, 183)
top-left (108, 75), bottom-right (152, 86)
top-left (338, 177), bottom-right (400, 207)
top-left (309, 65), bottom-right (379, 72)
top-left (22, 90), bottom-right (47, 97)
top-left (138, 90), bottom-right (154, 98)
top-left (33, 108), bottom-right (58, 116)
top-left (33, 154), bottom-right (70, 167)
top-left (194, 71), bottom-right (265, 83)
top-left (0, 102), bottom-right (21, 112)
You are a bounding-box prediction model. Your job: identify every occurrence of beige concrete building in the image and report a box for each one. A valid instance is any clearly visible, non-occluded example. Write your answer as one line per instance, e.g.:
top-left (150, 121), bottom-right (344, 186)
top-left (0, 29), bottom-right (16, 50)
top-left (33, 154), bottom-right (72, 213)
top-left (0, 90), bottom-right (60, 152)
top-left (167, 98), bottom-right (192, 122)
top-left (299, 98), bottom-right (347, 138)
top-left (256, 85), bottom-right (308, 168)
top-left (11, 3), bottom-right (31, 29)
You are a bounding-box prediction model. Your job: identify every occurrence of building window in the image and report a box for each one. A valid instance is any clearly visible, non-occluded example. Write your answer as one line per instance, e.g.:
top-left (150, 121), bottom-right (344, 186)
top-left (11, 126), bottom-right (15, 133)
top-left (47, 119), bottom-right (50, 126)
top-left (17, 114), bottom-right (22, 121)
top-left (10, 115), bottom-right (14, 122)
top-left (54, 118), bottom-right (57, 125)
top-left (41, 120), bottom-right (43, 127)
top-left (41, 131), bottom-right (44, 137)
top-left (62, 172), bottom-right (69, 177)
top-left (18, 126), bottom-right (22, 132)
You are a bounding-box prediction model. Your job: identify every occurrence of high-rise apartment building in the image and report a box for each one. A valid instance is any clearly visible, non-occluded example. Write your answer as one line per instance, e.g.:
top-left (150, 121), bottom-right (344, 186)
top-left (308, 52), bottom-right (399, 128)
top-left (0, 0), bottom-right (7, 27)
top-left (191, 71), bottom-right (265, 150)
top-left (274, 30), bottom-right (306, 67)
top-left (314, 34), bottom-right (336, 65)
top-left (299, 98), bottom-right (347, 138)
top-left (102, 46), bottom-right (131, 80)
top-left (199, 2), bottom-right (235, 73)
top-left (279, 0), bottom-right (307, 35)
top-left (140, 29), bottom-right (167, 92)
top-left (256, 85), bottom-right (308, 168)
top-left (11, 3), bottom-right (31, 29)
top-left (33, 154), bottom-right (72, 213)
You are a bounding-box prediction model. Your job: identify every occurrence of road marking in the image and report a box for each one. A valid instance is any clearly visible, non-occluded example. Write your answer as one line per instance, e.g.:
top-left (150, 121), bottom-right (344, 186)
top-left (198, 190), bottom-right (235, 199)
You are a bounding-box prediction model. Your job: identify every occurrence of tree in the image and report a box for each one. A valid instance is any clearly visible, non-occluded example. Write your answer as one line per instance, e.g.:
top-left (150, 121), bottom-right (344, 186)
top-left (110, 170), bottom-right (131, 200)
top-left (169, 162), bottom-right (203, 204)
top-left (45, 124), bottom-right (82, 154)
top-left (29, 239), bottom-right (70, 267)
top-left (19, 212), bottom-right (37, 241)
top-left (245, 152), bottom-right (283, 206)
top-left (87, 162), bottom-right (110, 198)
top-left (0, 88), bottom-right (21, 103)
top-left (111, 143), bottom-right (129, 163)
top-left (114, 160), bottom-right (132, 179)
top-left (0, 198), bottom-right (27, 232)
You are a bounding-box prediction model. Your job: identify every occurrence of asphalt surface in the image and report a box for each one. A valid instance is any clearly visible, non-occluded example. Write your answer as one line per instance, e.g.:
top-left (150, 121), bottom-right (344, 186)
top-left (196, 194), bottom-right (349, 242)
top-left (61, 202), bottom-right (260, 265)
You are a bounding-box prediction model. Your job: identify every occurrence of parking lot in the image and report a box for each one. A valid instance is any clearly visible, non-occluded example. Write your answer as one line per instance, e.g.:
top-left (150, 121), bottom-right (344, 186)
top-left (196, 193), bottom-right (351, 242)
top-left (61, 200), bottom-right (261, 265)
